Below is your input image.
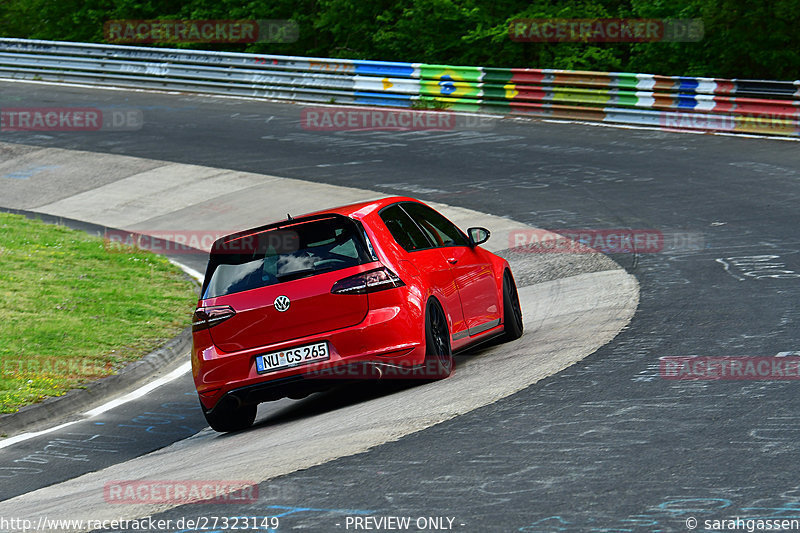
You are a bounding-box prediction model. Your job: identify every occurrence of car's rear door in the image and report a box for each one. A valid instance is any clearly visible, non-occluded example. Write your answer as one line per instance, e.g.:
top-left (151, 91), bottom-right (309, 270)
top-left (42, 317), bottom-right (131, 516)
top-left (379, 204), bottom-right (468, 337)
top-left (401, 202), bottom-right (501, 337)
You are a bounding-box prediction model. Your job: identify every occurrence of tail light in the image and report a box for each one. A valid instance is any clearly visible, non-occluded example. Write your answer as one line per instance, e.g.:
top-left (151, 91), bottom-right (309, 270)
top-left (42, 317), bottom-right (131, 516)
top-left (192, 306), bottom-right (236, 332)
top-left (331, 267), bottom-right (405, 295)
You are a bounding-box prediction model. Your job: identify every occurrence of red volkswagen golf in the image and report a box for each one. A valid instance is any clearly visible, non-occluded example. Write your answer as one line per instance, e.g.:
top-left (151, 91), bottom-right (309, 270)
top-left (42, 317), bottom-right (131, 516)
top-left (192, 197), bottom-right (523, 432)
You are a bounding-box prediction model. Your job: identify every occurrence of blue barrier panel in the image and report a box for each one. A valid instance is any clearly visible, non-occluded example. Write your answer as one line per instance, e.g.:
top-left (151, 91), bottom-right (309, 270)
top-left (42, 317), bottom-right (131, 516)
top-left (354, 61), bottom-right (415, 78)
top-left (353, 92), bottom-right (413, 107)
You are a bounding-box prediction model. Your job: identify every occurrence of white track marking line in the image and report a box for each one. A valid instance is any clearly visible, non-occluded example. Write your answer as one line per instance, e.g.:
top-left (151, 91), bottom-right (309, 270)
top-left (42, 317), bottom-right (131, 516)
top-left (0, 421), bottom-right (81, 449)
top-left (531, 118), bottom-right (800, 142)
top-left (1, 362), bottom-right (194, 449)
top-left (169, 259), bottom-right (204, 283)
top-left (83, 361), bottom-right (192, 417)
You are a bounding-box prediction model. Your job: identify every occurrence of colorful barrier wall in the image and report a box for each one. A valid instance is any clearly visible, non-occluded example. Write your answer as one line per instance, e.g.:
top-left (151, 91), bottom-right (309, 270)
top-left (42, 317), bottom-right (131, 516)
top-left (1, 38), bottom-right (798, 137)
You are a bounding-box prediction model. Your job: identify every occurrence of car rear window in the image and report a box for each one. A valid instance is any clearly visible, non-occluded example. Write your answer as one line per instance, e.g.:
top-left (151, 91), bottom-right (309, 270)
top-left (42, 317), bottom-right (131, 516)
top-left (202, 215), bottom-right (374, 299)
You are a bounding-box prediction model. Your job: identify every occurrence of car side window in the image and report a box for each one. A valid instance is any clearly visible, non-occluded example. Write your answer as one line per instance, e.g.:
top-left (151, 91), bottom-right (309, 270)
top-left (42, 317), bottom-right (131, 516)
top-left (379, 204), bottom-right (434, 252)
top-left (401, 202), bottom-right (469, 248)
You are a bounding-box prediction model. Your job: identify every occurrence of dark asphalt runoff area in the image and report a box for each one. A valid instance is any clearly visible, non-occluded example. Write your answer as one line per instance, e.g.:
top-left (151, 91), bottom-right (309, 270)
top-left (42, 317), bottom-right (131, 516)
top-left (1, 81), bottom-right (800, 532)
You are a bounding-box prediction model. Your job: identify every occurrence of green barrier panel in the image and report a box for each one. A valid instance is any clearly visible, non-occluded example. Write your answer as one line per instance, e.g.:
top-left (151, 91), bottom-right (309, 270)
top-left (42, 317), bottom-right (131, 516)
top-left (610, 93), bottom-right (642, 106)
top-left (613, 73), bottom-right (641, 90)
top-left (481, 68), bottom-right (514, 85)
top-left (418, 64), bottom-right (483, 83)
top-left (419, 80), bottom-right (482, 99)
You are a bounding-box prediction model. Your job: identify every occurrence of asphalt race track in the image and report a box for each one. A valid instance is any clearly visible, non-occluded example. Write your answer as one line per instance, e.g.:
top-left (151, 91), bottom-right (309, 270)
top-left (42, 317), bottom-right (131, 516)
top-left (0, 137), bottom-right (637, 521)
top-left (1, 80), bottom-right (800, 532)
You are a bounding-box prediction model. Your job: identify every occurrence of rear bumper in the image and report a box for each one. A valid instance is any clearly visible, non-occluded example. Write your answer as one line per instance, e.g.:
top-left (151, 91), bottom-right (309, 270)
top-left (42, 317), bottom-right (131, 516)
top-left (193, 289), bottom-right (426, 409)
top-left (202, 360), bottom-right (432, 415)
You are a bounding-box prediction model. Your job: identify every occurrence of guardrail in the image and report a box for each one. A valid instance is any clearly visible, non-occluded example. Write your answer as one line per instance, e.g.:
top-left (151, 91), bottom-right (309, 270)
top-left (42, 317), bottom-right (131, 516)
top-left (1, 38), bottom-right (798, 137)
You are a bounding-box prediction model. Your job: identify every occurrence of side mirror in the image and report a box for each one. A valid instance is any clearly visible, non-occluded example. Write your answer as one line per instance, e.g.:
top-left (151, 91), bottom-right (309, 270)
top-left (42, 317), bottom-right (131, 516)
top-left (467, 227), bottom-right (490, 247)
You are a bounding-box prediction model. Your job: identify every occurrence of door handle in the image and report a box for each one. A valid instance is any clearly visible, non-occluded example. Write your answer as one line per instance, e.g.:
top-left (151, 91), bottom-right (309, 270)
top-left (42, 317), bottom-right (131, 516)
top-left (447, 257), bottom-right (458, 264)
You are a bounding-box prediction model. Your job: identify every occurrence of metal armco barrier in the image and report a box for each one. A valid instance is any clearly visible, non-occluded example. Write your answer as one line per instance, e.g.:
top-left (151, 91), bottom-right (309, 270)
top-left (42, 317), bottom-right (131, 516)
top-left (1, 38), bottom-right (798, 137)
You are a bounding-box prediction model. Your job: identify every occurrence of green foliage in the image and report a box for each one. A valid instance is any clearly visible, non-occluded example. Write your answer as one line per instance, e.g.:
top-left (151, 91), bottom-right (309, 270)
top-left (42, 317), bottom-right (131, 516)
top-left (0, 0), bottom-right (797, 79)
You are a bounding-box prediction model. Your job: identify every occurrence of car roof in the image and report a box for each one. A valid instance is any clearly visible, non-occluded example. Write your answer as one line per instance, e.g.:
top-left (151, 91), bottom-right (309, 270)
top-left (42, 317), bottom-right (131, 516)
top-left (298, 196), bottom-right (422, 219)
top-left (210, 196), bottom-right (422, 251)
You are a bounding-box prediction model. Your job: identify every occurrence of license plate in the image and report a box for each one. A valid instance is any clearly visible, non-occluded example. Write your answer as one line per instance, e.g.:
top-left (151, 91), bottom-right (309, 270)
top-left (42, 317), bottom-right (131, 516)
top-left (255, 341), bottom-right (329, 374)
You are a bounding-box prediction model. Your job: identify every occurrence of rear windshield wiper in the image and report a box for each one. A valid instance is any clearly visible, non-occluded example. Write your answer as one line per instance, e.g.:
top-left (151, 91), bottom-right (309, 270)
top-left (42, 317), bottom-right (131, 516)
top-left (276, 265), bottom-right (336, 282)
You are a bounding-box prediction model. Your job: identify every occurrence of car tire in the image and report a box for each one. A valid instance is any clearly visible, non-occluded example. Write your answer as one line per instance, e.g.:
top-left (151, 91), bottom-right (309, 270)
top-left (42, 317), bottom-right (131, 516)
top-left (502, 270), bottom-right (524, 341)
top-left (423, 299), bottom-right (454, 379)
top-left (200, 398), bottom-right (257, 433)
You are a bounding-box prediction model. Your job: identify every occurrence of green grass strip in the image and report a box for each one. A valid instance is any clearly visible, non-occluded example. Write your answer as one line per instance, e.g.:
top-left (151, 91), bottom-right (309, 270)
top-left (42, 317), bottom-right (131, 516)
top-left (0, 213), bottom-right (198, 414)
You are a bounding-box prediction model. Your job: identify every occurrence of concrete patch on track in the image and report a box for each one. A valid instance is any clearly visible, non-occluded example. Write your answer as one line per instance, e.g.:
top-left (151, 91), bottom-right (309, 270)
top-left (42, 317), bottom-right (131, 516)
top-left (0, 141), bottom-right (562, 255)
top-left (0, 143), bottom-right (163, 209)
top-left (0, 141), bottom-right (638, 527)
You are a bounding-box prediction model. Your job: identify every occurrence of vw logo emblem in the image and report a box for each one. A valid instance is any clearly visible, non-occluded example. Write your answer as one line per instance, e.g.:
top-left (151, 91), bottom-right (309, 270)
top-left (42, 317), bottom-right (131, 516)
top-left (274, 295), bottom-right (291, 312)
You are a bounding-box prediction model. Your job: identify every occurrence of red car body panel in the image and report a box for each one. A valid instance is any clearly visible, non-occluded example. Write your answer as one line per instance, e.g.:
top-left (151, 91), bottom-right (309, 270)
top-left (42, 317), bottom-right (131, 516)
top-left (192, 196), bottom-right (512, 410)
